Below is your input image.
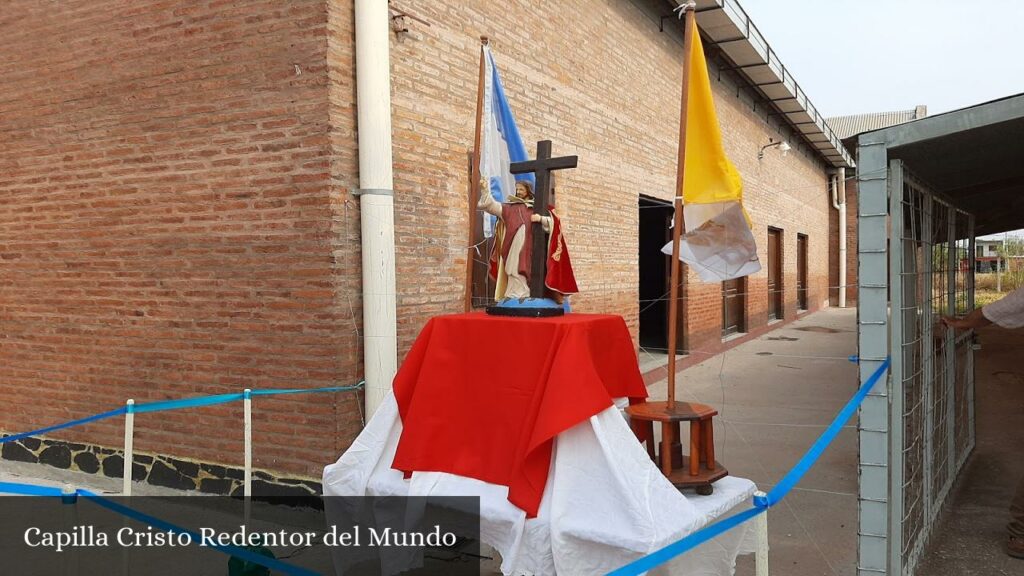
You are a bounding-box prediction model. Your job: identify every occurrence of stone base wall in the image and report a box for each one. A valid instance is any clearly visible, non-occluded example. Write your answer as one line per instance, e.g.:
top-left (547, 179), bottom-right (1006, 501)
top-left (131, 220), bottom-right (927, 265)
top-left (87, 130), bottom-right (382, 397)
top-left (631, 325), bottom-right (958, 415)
top-left (1, 436), bottom-right (322, 497)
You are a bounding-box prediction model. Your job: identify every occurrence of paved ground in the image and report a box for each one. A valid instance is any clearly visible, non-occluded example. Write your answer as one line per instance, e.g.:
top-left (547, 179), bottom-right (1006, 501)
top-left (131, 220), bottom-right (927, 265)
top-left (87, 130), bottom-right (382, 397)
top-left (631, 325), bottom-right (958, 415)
top-left (642, 308), bottom-right (861, 576)
top-left (917, 325), bottom-right (1024, 576)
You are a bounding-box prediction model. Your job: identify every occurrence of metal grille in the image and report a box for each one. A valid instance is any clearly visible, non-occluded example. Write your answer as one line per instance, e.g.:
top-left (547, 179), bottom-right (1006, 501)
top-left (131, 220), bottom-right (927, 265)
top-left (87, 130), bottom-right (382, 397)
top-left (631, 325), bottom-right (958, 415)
top-left (891, 165), bottom-right (976, 575)
top-left (896, 182), bottom-right (926, 567)
top-left (954, 227), bottom-right (977, 470)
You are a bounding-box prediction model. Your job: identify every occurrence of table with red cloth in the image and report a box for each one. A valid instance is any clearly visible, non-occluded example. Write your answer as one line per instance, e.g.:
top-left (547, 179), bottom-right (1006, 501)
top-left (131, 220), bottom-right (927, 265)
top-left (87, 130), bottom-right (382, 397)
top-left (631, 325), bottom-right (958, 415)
top-left (390, 312), bottom-right (648, 518)
top-left (323, 312), bottom-right (759, 576)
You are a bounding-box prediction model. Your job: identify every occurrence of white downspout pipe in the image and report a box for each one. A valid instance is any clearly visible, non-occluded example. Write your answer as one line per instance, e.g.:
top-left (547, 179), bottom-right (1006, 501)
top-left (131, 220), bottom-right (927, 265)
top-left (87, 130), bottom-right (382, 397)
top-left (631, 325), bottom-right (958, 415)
top-left (355, 0), bottom-right (397, 417)
top-left (830, 168), bottom-right (847, 308)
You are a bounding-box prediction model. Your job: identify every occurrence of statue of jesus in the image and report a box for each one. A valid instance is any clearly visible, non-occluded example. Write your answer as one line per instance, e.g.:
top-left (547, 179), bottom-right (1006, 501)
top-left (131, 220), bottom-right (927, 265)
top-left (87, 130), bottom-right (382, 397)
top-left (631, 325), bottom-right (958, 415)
top-left (478, 180), bottom-right (578, 302)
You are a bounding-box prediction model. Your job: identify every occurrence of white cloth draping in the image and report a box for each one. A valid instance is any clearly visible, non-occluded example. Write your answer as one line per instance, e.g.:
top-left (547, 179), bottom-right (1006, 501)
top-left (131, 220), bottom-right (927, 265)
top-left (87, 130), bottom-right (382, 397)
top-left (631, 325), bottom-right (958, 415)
top-left (323, 393), bottom-right (757, 575)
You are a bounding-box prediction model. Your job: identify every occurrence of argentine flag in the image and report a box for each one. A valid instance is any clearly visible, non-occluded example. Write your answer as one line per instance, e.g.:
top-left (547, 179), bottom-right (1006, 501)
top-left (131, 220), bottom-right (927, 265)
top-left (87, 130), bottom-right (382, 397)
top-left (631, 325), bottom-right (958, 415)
top-left (480, 46), bottom-right (534, 237)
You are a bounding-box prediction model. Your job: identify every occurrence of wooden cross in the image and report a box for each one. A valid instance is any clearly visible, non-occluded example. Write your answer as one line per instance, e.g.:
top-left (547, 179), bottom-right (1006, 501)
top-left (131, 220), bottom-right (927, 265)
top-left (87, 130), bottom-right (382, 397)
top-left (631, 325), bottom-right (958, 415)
top-left (509, 140), bottom-right (578, 298)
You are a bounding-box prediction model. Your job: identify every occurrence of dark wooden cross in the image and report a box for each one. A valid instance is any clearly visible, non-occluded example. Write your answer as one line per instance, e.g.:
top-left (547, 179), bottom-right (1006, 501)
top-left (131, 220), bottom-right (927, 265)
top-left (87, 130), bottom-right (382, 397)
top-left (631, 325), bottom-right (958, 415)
top-left (509, 140), bottom-right (578, 298)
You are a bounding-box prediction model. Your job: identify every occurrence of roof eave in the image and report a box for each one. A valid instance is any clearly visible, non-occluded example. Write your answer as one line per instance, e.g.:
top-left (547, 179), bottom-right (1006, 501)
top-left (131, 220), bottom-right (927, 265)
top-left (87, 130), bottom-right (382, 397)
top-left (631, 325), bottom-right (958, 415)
top-left (673, 0), bottom-right (854, 168)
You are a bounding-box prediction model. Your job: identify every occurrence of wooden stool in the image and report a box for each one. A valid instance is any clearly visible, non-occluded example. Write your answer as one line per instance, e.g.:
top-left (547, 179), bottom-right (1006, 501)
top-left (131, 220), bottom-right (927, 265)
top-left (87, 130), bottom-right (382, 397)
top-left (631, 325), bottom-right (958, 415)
top-left (627, 401), bottom-right (727, 495)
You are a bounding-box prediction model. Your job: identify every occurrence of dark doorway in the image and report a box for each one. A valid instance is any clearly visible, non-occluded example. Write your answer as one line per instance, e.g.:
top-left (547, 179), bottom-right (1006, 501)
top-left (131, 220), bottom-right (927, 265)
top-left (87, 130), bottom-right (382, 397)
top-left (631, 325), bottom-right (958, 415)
top-left (768, 228), bottom-right (784, 320)
top-left (639, 196), bottom-right (684, 354)
top-left (722, 277), bottom-right (746, 337)
top-left (797, 234), bottom-right (808, 311)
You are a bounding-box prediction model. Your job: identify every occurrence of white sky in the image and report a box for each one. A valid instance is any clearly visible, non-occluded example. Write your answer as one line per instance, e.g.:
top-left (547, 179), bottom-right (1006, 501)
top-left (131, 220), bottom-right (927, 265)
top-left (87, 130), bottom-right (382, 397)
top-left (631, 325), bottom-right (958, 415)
top-left (735, 0), bottom-right (1024, 117)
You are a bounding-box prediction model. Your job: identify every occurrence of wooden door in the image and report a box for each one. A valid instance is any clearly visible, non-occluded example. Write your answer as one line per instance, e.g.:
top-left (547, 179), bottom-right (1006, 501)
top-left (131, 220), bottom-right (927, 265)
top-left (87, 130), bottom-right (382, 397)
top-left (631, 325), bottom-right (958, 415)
top-left (797, 234), bottom-right (808, 310)
top-left (768, 229), bottom-right (783, 320)
top-left (638, 197), bottom-right (684, 354)
top-left (722, 277), bottom-right (745, 337)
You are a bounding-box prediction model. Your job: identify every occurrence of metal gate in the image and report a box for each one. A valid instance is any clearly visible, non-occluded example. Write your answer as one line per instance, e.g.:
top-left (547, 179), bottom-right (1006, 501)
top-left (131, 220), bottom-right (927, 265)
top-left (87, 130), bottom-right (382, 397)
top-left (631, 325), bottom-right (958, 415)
top-left (857, 159), bottom-right (977, 575)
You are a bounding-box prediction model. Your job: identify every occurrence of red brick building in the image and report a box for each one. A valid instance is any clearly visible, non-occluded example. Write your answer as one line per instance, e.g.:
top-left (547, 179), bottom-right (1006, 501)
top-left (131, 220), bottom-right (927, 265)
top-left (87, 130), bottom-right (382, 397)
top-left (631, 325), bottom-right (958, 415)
top-left (0, 0), bottom-right (851, 491)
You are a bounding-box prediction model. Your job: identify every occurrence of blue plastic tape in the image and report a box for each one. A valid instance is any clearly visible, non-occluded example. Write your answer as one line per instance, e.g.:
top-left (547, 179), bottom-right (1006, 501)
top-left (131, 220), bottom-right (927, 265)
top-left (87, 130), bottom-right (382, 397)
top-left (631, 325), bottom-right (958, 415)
top-left (77, 490), bottom-right (319, 576)
top-left (608, 355), bottom-right (891, 575)
top-left (0, 382), bottom-right (366, 574)
top-left (607, 507), bottom-right (766, 576)
top-left (1, 383), bottom-right (364, 447)
top-left (250, 383), bottom-right (363, 397)
top-left (755, 357), bottom-right (890, 508)
top-left (0, 483), bottom-right (314, 574)
top-left (131, 393), bottom-right (244, 414)
top-left (0, 481), bottom-right (66, 497)
top-left (0, 408), bottom-right (127, 445)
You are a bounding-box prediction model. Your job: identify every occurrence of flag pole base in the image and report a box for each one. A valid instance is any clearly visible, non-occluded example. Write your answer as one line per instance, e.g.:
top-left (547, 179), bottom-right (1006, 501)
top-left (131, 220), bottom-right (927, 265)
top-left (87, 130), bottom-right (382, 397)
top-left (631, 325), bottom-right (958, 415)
top-left (486, 297), bottom-right (564, 317)
top-left (626, 401), bottom-right (728, 494)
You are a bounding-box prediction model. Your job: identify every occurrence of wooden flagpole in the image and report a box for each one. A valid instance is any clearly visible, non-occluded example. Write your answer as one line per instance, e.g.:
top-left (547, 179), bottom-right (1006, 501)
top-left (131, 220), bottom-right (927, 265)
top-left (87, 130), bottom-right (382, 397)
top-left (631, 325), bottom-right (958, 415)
top-left (465, 36), bottom-right (489, 312)
top-left (666, 5), bottom-right (696, 409)
top-left (626, 4), bottom-right (727, 492)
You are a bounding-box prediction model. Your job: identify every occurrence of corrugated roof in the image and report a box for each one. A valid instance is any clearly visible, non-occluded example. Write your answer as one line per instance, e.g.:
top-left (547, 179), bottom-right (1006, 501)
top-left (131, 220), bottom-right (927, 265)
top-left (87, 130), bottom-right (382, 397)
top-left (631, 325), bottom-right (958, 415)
top-left (827, 106), bottom-right (927, 140)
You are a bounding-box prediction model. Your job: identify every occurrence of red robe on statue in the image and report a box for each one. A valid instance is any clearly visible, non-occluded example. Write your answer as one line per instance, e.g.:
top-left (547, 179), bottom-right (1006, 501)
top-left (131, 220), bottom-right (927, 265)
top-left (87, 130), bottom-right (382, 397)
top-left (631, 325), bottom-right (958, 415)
top-left (489, 202), bottom-right (578, 297)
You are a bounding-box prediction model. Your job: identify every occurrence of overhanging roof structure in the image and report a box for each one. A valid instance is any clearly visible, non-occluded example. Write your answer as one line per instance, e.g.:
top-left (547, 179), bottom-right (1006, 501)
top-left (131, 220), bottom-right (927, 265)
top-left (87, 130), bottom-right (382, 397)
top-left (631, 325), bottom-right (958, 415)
top-left (669, 0), bottom-right (854, 168)
top-left (828, 106), bottom-right (927, 140)
top-left (859, 93), bottom-right (1024, 235)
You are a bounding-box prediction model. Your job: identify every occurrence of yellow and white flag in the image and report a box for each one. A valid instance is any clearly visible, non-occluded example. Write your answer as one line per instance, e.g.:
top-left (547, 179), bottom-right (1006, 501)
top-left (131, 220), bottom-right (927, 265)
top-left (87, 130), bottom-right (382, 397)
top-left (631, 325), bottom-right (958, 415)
top-left (662, 26), bottom-right (761, 282)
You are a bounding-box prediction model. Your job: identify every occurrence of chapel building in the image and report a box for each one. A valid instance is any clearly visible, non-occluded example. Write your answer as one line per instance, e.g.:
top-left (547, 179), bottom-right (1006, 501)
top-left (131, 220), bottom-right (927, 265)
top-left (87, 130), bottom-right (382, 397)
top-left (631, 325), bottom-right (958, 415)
top-left (0, 0), bottom-right (852, 491)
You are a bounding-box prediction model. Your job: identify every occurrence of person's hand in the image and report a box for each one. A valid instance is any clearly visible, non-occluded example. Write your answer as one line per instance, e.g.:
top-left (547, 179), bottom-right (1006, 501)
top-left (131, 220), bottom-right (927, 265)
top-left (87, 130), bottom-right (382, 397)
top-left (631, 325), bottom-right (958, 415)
top-left (530, 214), bottom-right (542, 223)
top-left (939, 308), bottom-right (992, 331)
top-left (941, 315), bottom-right (971, 330)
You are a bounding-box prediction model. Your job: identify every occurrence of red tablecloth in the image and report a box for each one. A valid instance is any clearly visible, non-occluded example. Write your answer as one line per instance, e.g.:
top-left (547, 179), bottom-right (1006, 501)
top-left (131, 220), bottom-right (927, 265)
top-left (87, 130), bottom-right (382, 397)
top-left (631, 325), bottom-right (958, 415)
top-left (391, 313), bottom-right (647, 518)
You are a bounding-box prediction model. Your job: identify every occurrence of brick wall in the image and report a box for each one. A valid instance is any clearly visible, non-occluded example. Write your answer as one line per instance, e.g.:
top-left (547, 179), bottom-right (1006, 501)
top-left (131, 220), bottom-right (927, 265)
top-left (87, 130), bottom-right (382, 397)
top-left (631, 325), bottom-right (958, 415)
top-left (0, 0), bottom-right (362, 480)
top-left (1, 0), bottom-right (836, 481)
top-left (386, 0), bottom-right (832, 359)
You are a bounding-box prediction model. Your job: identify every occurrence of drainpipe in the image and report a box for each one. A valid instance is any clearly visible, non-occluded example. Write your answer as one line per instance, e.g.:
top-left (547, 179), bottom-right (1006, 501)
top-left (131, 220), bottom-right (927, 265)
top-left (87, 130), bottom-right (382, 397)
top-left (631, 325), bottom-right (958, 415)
top-left (830, 167), bottom-right (847, 308)
top-left (355, 0), bottom-right (397, 417)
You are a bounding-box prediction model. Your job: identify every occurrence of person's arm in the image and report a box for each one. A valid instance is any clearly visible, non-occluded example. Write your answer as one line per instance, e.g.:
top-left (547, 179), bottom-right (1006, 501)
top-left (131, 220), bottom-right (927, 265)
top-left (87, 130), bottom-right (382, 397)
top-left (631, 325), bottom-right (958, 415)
top-left (941, 308), bottom-right (992, 330)
top-left (529, 213), bottom-right (552, 233)
top-left (949, 285), bottom-right (1024, 331)
top-left (477, 186), bottom-right (503, 218)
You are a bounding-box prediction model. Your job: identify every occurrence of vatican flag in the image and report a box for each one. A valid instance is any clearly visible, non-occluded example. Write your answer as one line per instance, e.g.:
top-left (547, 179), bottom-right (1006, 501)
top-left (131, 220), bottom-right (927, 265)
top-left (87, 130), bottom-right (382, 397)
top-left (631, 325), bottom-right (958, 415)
top-left (662, 26), bottom-right (761, 282)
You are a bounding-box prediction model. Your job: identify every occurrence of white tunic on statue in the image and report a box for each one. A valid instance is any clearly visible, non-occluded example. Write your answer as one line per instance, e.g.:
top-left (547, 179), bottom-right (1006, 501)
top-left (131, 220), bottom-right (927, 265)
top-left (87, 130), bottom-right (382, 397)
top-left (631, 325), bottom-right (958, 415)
top-left (478, 191), bottom-right (551, 300)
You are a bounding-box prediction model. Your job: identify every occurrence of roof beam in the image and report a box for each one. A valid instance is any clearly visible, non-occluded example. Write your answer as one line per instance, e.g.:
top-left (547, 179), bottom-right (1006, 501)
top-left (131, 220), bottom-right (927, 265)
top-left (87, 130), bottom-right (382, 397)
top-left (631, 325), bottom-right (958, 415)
top-left (869, 96), bottom-right (1024, 148)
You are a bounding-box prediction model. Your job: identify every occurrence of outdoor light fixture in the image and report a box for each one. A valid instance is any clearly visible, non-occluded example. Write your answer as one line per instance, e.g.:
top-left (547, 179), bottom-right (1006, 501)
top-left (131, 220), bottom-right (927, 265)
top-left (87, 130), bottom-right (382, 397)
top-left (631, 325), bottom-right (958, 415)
top-left (758, 139), bottom-right (791, 160)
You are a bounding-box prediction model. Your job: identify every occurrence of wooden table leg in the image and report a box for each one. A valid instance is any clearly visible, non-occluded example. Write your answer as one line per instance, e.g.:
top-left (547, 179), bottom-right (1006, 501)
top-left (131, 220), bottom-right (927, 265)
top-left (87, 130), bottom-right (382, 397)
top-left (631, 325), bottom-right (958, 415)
top-left (647, 420), bottom-right (655, 459)
top-left (689, 420), bottom-right (701, 477)
top-left (702, 419), bottom-right (715, 470)
top-left (635, 420), bottom-right (655, 460)
top-left (661, 422), bottom-right (673, 476)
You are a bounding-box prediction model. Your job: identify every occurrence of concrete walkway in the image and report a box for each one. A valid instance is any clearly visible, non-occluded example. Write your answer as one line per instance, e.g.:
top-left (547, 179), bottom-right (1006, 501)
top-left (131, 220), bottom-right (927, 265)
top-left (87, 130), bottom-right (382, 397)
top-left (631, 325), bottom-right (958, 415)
top-left (644, 308), bottom-right (860, 576)
top-left (917, 325), bottom-right (1024, 576)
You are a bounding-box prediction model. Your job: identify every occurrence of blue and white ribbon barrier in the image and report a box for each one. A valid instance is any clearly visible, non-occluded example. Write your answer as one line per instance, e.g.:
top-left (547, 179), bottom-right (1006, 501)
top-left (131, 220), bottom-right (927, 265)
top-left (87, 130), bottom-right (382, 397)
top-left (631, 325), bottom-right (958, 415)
top-left (0, 357), bottom-right (893, 576)
top-left (608, 357), bottom-right (890, 576)
top-left (0, 382), bottom-right (365, 445)
top-left (0, 382), bottom-right (365, 576)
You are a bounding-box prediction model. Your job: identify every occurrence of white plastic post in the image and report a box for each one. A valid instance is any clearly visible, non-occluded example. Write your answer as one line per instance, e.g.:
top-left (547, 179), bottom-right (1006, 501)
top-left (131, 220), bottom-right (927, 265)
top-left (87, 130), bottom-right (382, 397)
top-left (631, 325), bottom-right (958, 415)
top-left (243, 389), bottom-right (253, 523)
top-left (244, 389), bottom-right (252, 498)
top-left (123, 399), bottom-right (134, 496)
top-left (754, 491), bottom-right (770, 576)
top-left (61, 485), bottom-right (78, 576)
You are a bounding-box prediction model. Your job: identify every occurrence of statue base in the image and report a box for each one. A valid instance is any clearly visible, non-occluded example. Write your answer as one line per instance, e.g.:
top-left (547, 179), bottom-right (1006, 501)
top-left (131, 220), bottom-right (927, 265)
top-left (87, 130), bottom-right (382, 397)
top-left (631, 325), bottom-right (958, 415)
top-left (486, 297), bottom-right (565, 318)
